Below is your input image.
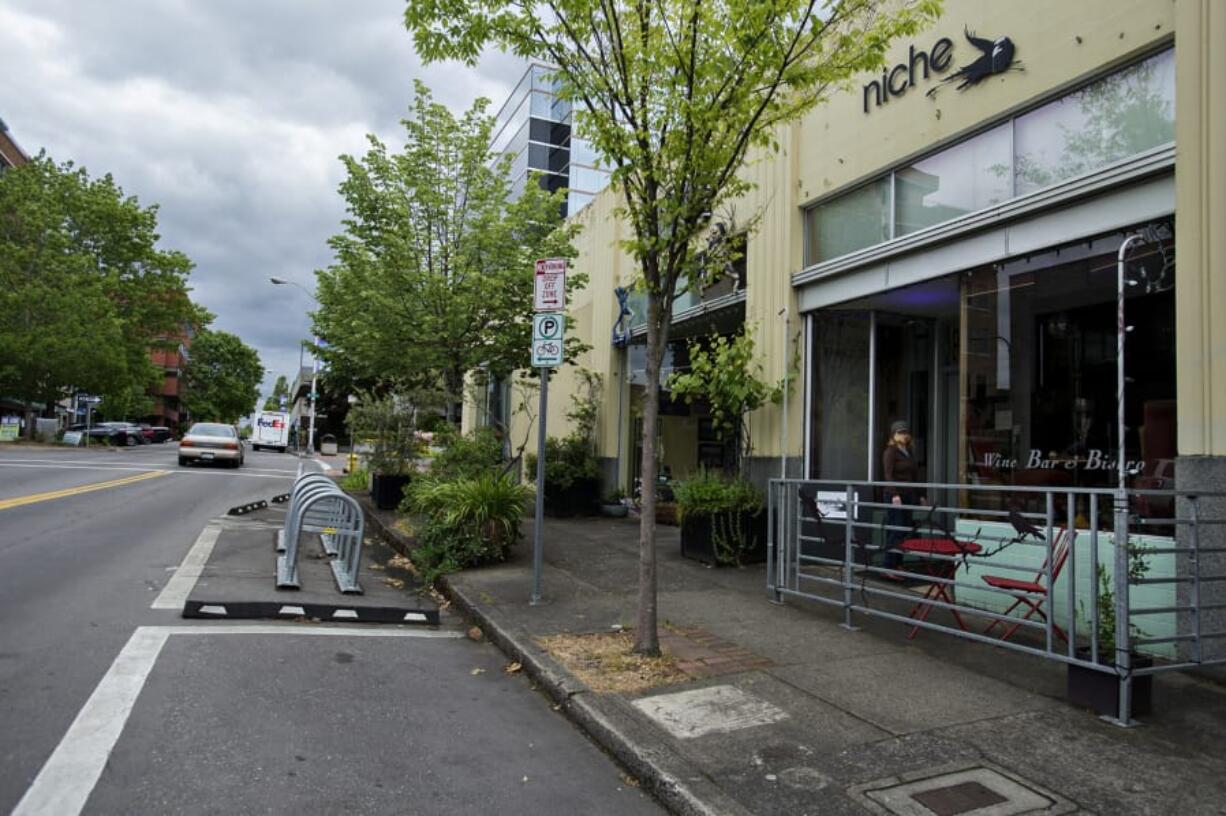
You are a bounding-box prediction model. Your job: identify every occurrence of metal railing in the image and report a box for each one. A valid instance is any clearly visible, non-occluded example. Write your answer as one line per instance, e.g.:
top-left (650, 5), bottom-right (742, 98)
top-left (767, 478), bottom-right (1226, 725)
top-left (277, 472), bottom-right (365, 594)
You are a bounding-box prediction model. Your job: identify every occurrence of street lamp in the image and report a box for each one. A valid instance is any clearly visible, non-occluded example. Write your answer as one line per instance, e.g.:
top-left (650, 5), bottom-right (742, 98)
top-left (271, 277), bottom-right (320, 456)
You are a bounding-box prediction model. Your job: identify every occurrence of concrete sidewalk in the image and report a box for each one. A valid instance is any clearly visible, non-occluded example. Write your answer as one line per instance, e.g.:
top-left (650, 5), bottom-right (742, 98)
top-left (365, 506), bottom-right (1226, 815)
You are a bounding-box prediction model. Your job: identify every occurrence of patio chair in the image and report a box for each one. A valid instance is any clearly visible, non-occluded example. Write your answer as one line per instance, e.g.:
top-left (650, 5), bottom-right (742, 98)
top-left (981, 527), bottom-right (1072, 643)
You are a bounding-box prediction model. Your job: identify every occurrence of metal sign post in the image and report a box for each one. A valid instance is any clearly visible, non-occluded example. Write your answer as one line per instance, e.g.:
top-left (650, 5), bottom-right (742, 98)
top-left (531, 367), bottom-right (549, 604)
top-left (530, 261), bottom-right (566, 605)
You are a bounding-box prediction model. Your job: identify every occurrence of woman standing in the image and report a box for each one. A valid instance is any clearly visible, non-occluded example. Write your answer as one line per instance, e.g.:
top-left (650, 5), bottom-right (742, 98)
top-left (882, 420), bottom-right (921, 572)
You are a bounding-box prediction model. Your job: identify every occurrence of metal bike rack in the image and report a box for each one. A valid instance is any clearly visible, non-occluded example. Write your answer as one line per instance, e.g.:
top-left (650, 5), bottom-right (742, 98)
top-left (276, 473), bottom-right (366, 594)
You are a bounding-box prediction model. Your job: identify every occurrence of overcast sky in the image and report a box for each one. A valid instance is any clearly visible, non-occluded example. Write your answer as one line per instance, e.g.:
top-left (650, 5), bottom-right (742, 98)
top-left (0, 0), bottom-right (523, 403)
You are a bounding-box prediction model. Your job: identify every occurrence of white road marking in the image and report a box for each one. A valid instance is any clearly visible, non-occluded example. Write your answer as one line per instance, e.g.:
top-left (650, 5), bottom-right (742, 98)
top-left (159, 624), bottom-right (458, 637)
top-left (10, 627), bottom-right (170, 816)
top-left (151, 523), bottom-right (221, 609)
top-left (12, 624), bottom-right (458, 816)
top-left (0, 462), bottom-right (305, 480)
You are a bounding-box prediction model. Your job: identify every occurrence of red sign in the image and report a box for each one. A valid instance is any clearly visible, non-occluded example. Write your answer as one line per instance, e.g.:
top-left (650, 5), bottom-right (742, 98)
top-left (534, 258), bottom-right (567, 311)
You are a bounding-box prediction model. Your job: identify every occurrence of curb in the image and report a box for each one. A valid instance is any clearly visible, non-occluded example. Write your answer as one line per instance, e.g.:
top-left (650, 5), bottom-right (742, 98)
top-left (440, 577), bottom-right (746, 816)
top-left (355, 494), bottom-right (741, 816)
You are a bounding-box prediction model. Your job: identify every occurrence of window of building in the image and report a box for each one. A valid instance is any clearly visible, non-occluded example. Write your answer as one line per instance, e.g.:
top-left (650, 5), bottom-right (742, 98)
top-left (894, 124), bottom-right (1011, 236)
top-left (804, 177), bottom-right (891, 264)
top-left (808, 222), bottom-right (1176, 514)
top-left (803, 48), bottom-right (1174, 267)
top-left (1014, 48), bottom-right (1174, 195)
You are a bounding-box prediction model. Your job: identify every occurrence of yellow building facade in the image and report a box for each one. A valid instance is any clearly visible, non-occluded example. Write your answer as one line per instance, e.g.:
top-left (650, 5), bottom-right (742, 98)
top-left (467, 0), bottom-right (1225, 501)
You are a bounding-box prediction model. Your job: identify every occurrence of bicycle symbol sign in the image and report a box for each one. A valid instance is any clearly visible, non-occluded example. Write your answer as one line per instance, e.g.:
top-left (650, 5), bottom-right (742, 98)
top-left (532, 313), bottom-right (565, 367)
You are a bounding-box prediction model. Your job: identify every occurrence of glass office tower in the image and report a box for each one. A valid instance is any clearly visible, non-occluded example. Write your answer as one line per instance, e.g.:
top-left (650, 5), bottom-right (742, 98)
top-left (488, 62), bottom-right (609, 217)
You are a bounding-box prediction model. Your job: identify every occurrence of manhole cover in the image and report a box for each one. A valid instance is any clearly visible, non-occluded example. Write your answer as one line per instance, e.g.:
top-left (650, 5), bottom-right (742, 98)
top-left (855, 765), bottom-right (1072, 816)
top-left (911, 781), bottom-right (1007, 815)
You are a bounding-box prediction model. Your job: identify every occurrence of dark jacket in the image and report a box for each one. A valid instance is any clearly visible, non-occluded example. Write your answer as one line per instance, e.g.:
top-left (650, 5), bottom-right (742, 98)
top-left (882, 445), bottom-right (919, 502)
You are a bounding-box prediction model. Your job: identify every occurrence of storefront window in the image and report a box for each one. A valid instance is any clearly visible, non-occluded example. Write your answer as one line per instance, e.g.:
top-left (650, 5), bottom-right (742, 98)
top-left (895, 124), bottom-right (1012, 236)
top-left (961, 225), bottom-right (1176, 495)
top-left (1013, 48), bottom-right (1174, 195)
top-left (804, 177), bottom-right (890, 265)
top-left (809, 223), bottom-right (1177, 505)
top-left (801, 49), bottom-right (1174, 268)
top-left (808, 312), bottom-right (871, 480)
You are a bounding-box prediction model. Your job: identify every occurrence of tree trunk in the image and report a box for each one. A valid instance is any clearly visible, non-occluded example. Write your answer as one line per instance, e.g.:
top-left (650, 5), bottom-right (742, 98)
top-left (23, 407), bottom-right (37, 440)
top-left (634, 297), bottom-right (668, 656)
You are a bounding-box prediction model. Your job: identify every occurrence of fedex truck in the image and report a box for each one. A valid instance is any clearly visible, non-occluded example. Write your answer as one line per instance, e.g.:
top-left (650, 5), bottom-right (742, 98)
top-left (252, 411), bottom-right (290, 453)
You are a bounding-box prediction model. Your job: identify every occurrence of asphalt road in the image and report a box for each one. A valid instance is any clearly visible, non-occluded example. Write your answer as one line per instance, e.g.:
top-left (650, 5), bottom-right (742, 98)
top-left (0, 443), bottom-right (661, 815)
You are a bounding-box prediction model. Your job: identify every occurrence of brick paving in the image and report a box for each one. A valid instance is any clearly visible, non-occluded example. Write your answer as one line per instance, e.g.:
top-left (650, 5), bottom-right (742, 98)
top-left (660, 625), bottom-right (774, 679)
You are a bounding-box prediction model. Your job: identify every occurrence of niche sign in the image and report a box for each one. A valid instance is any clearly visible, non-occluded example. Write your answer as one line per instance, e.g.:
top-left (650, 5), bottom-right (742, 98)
top-left (863, 28), bottom-right (1018, 114)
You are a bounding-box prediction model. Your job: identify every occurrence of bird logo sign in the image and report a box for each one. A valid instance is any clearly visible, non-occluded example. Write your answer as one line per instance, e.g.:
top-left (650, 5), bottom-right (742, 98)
top-left (862, 27), bottom-right (1020, 113)
top-left (926, 28), bottom-right (1021, 98)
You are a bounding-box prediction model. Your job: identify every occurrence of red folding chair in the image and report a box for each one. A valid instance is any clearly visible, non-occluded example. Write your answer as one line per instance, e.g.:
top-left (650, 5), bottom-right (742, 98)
top-left (981, 528), bottom-right (1072, 643)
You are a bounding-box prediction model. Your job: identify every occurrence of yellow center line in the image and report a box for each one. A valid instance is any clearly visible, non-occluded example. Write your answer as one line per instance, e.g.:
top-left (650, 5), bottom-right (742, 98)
top-left (0, 470), bottom-right (170, 511)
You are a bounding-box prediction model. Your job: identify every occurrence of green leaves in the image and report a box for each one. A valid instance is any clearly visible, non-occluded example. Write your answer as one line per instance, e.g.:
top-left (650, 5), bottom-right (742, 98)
top-left (666, 325), bottom-right (782, 470)
top-left (182, 329), bottom-right (264, 424)
top-left (0, 154), bottom-right (198, 416)
top-left (263, 375), bottom-right (290, 411)
top-left (313, 82), bottom-right (585, 407)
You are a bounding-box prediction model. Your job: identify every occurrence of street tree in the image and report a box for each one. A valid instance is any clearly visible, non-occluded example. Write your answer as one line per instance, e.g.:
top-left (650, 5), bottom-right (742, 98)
top-left (313, 81), bottom-right (585, 422)
top-left (183, 329), bottom-right (265, 424)
top-left (0, 154), bottom-right (197, 433)
top-left (405, 0), bottom-right (941, 654)
top-left (263, 375), bottom-right (290, 411)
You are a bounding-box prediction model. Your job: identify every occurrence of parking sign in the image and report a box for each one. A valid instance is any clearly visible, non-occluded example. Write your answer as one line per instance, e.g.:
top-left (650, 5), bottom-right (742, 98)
top-left (532, 313), bottom-right (564, 367)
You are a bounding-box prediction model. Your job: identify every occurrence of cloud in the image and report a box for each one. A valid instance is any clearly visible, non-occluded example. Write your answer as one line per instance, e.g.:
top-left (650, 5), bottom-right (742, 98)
top-left (0, 0), bottom-right (522, 402)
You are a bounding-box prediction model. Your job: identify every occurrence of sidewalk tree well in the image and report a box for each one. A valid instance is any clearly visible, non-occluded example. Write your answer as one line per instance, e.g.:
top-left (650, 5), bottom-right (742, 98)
top-left (0, 153), bottom-right (199, 433)
top-left (406, 0), bottom-right (942, 654)
top-left (312, 82), bottom-right (587, 421)
top-left (182, 329), bottom-right (265, 424)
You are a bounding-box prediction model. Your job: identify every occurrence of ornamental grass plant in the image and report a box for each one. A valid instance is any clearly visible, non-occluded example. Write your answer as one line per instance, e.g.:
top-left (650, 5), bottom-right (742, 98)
top-left (401, 473), bottom-right (532, 585)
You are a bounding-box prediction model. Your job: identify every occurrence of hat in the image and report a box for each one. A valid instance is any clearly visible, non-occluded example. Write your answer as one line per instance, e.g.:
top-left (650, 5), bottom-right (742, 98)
top-left (890, 420), bottom-right (911, 435)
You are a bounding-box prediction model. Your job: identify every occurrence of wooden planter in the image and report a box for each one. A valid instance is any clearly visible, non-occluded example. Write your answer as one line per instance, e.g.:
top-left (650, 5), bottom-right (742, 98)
top-left (680, 508), bottom-right (768, 566)
top-left (370, 473), bottom-right (412, 511)
top-left (1067, 649), bottom-right (1153, 717)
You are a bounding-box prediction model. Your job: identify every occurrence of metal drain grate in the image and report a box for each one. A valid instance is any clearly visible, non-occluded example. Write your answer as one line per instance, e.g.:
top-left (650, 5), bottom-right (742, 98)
top-left (852, 764), bottom-right (1073, 816)
top-left (911, 781), bottom-right (1008, 815)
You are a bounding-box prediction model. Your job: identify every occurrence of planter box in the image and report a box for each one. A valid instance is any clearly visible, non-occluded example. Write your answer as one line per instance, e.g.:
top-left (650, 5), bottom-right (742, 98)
top-left (599, 503), bottom-right (629, 518)
top-left (371, 473), bottom-right (412, 511)
top-left (1067, 649), bottom-right (1153, 717)
top-left (544, 476), bottom-right (600, 517)
top-left (680, 508), bottom-right (768, 566)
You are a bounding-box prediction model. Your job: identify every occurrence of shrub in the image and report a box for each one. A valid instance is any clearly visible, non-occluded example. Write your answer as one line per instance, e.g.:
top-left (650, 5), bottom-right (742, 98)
top-left (526, 434), bottom-right (600, 490)
top-left (340, 467), bottom-right (369, 492)
top-left (672, 469), bottom-right (763, 518)
top-left (674, 469), bottom-right (765, 566)
top-left (401, 473), bottom-right (532, 585)
top-left (428, 427), bottom-right (505, 480)
top-left (345, 391), bottom-right (429, 475)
